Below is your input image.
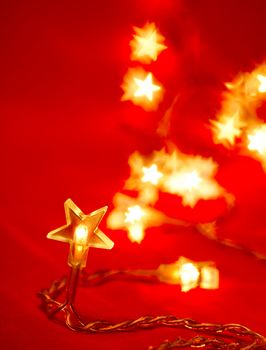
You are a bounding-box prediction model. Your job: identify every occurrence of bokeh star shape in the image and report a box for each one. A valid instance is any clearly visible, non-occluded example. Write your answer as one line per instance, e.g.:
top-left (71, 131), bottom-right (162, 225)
top-left (47, 198), bottom-right (114, 251)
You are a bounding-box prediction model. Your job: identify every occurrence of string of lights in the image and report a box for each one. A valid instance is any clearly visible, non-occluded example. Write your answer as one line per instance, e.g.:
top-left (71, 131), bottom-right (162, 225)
top-left (38, 269), bottom-right (266, 350)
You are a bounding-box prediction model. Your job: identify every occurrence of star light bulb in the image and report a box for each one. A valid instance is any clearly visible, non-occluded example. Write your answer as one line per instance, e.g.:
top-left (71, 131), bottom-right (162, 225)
top-left (121, 68), bottom-right (163, 111)
top-left (130, 22), bottom-right (167, 63)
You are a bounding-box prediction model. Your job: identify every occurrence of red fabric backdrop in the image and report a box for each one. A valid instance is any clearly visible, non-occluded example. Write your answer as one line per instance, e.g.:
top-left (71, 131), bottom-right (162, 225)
top-left (1, 1), bottom-right (266, 349)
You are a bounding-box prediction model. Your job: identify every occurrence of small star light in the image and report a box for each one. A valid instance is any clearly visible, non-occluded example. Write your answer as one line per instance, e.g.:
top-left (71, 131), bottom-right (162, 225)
top-left (107, 193), bottom-right (167, 243)
top-left (257, 74), bottom-right (266, 93)
top-left (157, 257), bottom-right (219, 292)
top-left (142, 164), bottom-right (163, 185)
top-left (130, 22), bottom-right (167, 64)
top-left (47, 199), bottom-right (114, 268)
top-left (121, 68), bottom-right (163, 111)
top-left (211, 113), bottom-right (245, 147)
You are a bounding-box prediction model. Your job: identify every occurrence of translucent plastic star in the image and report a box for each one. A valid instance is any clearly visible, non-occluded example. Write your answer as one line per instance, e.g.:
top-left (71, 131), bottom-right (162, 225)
top-left (130, 22), bottom-right (167, 63)
top-left (47, 198), bottom-right (114, 251)
top-left (134, 73), bottom-right (161, 101)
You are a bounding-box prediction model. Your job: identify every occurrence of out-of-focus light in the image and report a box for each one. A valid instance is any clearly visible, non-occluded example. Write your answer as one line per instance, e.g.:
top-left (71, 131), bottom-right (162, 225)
top-left (212, 113), bottom-right (244, 146)
top-left (121, 68), bottom-right (163, 111)
top-left (134, 73), bottom-right (161, 101)
top-left (125, 205), bottom-right (145, 223)
top-left (130, 22), bottom-right (167, 64)
top-left (157, 257), bottom-right (219, 292)
top-left (142, 164), bottom-right (163, 185)
top-left (200, 266), bottom-right (219, 290)
top-left (128, 222), bottom-right (145, 243)
top-left (247, 124), bottom-right (266, 155)
top-left (257, 74), bottom-right (266, 93)
top-left (179, 262), bottom-right (200, 292)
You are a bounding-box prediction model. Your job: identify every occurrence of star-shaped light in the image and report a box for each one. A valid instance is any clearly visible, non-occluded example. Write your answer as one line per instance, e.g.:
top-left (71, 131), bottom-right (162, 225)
top-left (141, 164), bottom-right (163, 185)
top-left (134, 73), bottom-right (161, 101)
top-left (257, 74), bottom-right (266, 93)
top-left (130, 22), bottom-right (167, 63)
top-left (211, 113), bottom-right (245, 146)
top-left (47, 199), bottom-right (114, 268)
top-left (121, 68), bottom-right (163, 111)
top-left (247, 124), bottom-right (266, 156)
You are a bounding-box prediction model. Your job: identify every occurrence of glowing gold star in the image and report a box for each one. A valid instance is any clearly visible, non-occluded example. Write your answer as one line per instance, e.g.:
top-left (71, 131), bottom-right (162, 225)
top-left (211, 113), bottom-right (245, 146)
top-left (257, 74), bottom-right (266, 93)
top-left (47, 199), bottom-right (114, 268)
top-left (130, 22), bottom-right (167, 64)
top-left (121, 68), bottom-right (163, 111)
top-left (142, 164), bottom-right (162, 185)
top-left (247, 124), bottom-right (266, 155)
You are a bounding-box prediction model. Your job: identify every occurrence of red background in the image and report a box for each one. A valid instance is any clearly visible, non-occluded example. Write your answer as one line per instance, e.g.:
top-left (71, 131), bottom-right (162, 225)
top-left (1, 0), bottom-right (266, 349)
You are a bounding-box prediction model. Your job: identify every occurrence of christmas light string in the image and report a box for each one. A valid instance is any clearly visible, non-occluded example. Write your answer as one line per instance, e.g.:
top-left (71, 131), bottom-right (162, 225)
top-left (39, 199), bottom-right (266, 349)
top-left (39, 22), bottom-right (266, 349)
top-left (39, 267), bottom-right (266, 350)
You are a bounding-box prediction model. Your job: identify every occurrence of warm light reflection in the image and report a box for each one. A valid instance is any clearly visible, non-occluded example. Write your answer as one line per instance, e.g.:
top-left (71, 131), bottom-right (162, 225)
top-left (130, 22), bottom-right (167, 64)
top-left (212, 113), bottom-right (245, 147)
top-left (142, 164), bottom-right (163, 185)
top-left (247, 124), bottom-right (266, 156)
top-left (121, 68), bottom-right (163, 111)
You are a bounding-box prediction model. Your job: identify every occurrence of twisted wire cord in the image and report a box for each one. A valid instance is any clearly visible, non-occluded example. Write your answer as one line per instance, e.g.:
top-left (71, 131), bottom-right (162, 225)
top-left (38, 273), bottom-right (266, 349)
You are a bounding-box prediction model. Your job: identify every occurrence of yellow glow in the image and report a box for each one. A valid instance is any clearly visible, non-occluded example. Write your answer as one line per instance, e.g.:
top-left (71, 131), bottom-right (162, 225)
top-left (128, 222), bottom-right (145, 243)
top-left (121, 68), bottom-right (163, 111)
top-left (124, 205), bottom-right (145, 224)
top-left (74, 224), bottom-right (88, 245)
top-left (134, 73), bottom-right (161, 101)
top-left (211, 113), bottom-right (245, 146)
top-left (166, 170), bottom-right (202, 192)
top-left (130, 22), bottom-right (167, 64)
top-left (125, 148), bottom-right (227, 208)
top-left (247, 124), bottom-right (266, 156)
top-left (179, 263), bottom-right (200, 292)
top-left (257, 74), bottom-right (266, 93)
top-left (142, 164), bottom-right (162, 185)
top-left (200, 266), bottom-right (219, 290)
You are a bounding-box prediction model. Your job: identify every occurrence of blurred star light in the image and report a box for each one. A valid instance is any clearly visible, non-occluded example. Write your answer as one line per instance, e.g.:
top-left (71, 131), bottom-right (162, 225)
top-left (121, 68), bottom-right (163, 111)
top-left (142, 164), bottom-right (163, 185)
top-left (130, 22), bottom-right (167, 64)
top-left (211, 113), bottom-right (245, 147)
